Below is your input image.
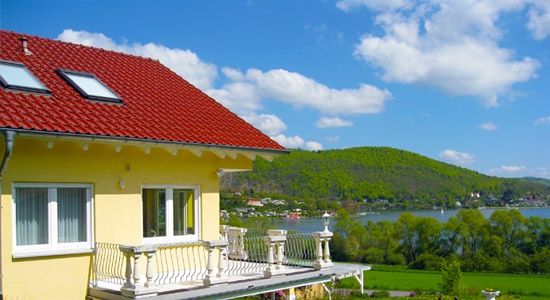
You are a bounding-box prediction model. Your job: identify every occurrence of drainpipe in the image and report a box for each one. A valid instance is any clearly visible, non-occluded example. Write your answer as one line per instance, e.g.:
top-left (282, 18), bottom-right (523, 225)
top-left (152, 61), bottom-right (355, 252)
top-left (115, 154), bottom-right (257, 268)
top-left (0, 131), bottom-right (16, 182)
top-left (0, 130), bottom-right (16, 295)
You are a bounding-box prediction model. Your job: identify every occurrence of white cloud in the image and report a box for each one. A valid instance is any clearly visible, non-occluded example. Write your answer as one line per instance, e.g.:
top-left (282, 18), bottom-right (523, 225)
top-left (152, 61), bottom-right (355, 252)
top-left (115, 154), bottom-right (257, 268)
top-left (57, 29), bottom-right (217, 90)
top-left (241, 113), bottom-right (287, 136)
top-left (305, 141), bottom-right (324, 151)
top-left (348, 1), bottom-right (539, 107)
top-left (488, 165), bottom-right (550, 178)
top-left (210, 68), bottom-right (391, 115)
top-left (271, 134), bottom-right (323, 151)
top-left (439, 149), bottom-right (475, 165)
top-left (59, 30), bottom-right (384, 152)
top-left (480, 122), bottom-right (498, 131)
top-left (316, 117), bottom-right (353, 128)
top-left (502, 165), bottom-right (527, 173)
top-left (206, 82), bottom-right (262, 113)
top-left (527, 1), bottom-right (550, 40)
top-left (534, 115), bottom-right (550, 125)
top-left (336, 0), bottom-right (411, 12)
top-left (489, 165), bottom-right (527, 174)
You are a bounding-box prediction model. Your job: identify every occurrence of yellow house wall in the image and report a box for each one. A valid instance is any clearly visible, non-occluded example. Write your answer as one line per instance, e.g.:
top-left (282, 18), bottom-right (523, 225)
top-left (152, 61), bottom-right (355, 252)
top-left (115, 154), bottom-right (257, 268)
top-left (0, 136), bottom-right (253, 300)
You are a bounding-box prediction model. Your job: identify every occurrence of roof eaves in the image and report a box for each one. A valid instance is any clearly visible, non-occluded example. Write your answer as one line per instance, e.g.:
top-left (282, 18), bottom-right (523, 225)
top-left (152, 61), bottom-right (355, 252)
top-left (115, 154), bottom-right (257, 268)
top-left (0, 127), bottom-right (290, 154)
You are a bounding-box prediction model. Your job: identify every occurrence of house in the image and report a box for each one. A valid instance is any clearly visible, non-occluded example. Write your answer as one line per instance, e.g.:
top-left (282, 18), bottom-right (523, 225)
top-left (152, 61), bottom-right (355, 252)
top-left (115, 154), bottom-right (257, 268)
top-left (247, 198), bottom-right (264, 207)
top-left (0, 31), bottom-right (367, 300)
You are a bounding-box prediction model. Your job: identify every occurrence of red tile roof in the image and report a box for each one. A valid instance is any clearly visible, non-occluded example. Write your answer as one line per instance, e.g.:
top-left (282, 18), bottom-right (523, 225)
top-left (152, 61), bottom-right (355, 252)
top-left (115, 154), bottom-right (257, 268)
top-left (0, 31), bottom-right (285, 152)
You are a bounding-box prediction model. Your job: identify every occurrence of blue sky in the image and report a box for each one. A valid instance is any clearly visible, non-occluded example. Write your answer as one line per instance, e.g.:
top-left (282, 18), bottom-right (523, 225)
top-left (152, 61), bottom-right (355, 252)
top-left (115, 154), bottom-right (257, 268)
top-left (1, 0), bottom-right (549, 178)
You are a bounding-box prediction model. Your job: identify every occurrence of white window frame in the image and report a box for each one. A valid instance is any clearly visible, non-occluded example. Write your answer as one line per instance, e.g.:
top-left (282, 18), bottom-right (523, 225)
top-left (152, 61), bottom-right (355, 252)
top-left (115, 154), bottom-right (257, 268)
top-left (12, 183), bottom-right (94, 258)
top-left (141, 184), bottom-right (200, 244)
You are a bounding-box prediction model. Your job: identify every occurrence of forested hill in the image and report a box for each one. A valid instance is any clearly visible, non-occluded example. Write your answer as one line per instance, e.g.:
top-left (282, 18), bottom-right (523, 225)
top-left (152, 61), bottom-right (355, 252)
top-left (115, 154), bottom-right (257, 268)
top-left (221, 147), bottom-right (550, 206)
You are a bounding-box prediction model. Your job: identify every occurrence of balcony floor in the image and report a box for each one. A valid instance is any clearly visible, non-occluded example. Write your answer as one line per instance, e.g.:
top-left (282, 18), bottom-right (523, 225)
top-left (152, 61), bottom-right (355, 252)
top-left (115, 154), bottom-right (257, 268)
top-left (89, 262), bottom-right (369, 300)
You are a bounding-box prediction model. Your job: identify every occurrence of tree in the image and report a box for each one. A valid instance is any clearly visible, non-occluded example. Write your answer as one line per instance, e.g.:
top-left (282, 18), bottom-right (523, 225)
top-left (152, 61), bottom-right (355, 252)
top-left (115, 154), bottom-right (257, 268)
top-left (441, 259), bottom-right (461, 297)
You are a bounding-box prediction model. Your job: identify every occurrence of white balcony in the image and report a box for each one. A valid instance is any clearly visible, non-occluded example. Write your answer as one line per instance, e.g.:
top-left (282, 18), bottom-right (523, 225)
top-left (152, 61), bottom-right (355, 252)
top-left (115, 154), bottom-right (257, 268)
top-left (88, 225), bottom-right (368, 299)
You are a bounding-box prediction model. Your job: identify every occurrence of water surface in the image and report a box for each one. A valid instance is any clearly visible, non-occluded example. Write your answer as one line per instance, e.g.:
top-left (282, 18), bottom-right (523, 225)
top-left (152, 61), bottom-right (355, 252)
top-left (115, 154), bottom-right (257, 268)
top-left (273, 207), bottom-right (550, 233)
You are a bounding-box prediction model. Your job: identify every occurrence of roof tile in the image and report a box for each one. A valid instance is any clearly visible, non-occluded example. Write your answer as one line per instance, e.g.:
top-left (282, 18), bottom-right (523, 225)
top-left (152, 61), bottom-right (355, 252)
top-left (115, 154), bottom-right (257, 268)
top-left (0, 30), bottom-right (285, 152)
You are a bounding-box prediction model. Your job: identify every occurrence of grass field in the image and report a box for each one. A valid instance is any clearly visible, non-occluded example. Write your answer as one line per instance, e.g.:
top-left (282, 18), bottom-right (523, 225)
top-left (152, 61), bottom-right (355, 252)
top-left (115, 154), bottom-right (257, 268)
top-left (337, 264), bottom-right (550, 300)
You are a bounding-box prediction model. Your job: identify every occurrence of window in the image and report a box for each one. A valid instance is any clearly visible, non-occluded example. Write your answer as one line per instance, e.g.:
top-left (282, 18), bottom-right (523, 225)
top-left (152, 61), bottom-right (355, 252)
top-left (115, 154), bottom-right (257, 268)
top-left (58, 69), bottom-right (121, 102)
top-left (0, 60), bottom-right (49, 93)
top-left (143, 186), bottom-right (198, 243)
top-left (13, 183), bottom-right (93, 257)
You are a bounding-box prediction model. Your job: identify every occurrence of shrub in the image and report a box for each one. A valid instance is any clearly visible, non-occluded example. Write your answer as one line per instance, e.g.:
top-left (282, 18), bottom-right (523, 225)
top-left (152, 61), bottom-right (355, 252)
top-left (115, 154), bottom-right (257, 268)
top-left (409, 253), bottom-right (444, 270)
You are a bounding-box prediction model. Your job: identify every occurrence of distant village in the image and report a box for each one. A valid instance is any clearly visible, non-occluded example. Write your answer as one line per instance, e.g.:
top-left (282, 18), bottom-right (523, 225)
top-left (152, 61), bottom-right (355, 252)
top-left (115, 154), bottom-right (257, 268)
top-left (220, 192), bottom-right (307, 220)
top-left (220, 190), bottom-right (549, 220)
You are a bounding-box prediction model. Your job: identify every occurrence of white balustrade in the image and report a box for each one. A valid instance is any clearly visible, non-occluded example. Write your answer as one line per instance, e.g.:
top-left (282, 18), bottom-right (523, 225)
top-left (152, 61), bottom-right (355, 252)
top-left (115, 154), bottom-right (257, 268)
top-left (203, 240), bottom-right (229, 287)
top-left (119, 245), bottom-right (158, 297)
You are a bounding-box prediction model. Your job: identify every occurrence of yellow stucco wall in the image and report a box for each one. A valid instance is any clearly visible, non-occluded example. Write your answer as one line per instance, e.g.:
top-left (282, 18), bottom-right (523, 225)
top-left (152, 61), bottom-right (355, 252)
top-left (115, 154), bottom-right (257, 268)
top-left (0, 136), bottom-right (253, 299)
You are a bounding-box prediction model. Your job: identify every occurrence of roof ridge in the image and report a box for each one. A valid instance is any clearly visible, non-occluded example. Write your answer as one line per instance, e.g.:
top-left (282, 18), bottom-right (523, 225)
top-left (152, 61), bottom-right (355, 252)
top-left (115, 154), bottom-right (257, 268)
top-left (0, 29), bottom-right (159, 62)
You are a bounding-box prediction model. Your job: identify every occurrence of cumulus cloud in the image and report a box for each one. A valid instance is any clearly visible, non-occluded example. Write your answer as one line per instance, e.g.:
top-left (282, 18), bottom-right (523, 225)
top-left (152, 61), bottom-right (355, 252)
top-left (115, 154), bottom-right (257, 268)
top-left (209, 68), bottom-right (391, 115)
top-left (527, 1), bottom-right (550, 40)
top-left (480, 122), bottom-right (498, 131)
top-left (316, 117), bottom-right (353, 128)
top-left (488, 165), bottom-right (550, 178)
top-left (241, 113), bottom-right (287, 136)
top-left (439, 149), bottom-right (475, 165)
top-left (57, 30), bottom-right (337, 152)
top-left (305, 141), bottom-right (324, 151)
top-left (347, 1), bottom-right (539, 107)
top-left (271, 134), bottom-right (323, 151)
top-left (57, 29), bottom-right (218, 90)
top-left (534, 115), bottom-right (550, 125)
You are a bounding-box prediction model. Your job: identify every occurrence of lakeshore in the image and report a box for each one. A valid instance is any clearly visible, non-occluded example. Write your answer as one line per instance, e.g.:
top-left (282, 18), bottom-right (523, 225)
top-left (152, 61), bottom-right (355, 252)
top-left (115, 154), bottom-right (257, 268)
top-left (273, 207), bottom-right (550, 232)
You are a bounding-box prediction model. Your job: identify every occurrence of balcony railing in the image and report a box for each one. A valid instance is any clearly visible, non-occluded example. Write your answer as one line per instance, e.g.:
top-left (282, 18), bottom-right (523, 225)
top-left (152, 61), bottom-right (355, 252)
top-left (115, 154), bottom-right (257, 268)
top-left (91, 222), bottom-right (333, 297)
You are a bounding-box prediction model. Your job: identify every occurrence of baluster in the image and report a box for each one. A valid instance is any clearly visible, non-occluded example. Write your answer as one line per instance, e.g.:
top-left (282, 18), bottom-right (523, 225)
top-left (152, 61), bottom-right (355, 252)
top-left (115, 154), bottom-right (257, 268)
top-left (144, 251), bottom-right (155, 288)
top-left (217, 244), bottom-right (227, 278)
top-left (204, 243), bottom-right (215, 287)
top-left (122, 250), bottom-right (134, 289)
top-left (313, 233), bottom-right (323, 270)
top-left (267, 229), bottom-right (287, 271)
top-left (264, 238), bottom-right (275, 278)
top-left (323, 236), bottom-right (332, 264)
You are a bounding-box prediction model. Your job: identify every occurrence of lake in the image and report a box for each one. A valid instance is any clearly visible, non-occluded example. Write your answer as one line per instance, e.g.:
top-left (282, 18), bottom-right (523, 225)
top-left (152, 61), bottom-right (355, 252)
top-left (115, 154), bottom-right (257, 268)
top-left (273, 207), bottom-right (550, 233)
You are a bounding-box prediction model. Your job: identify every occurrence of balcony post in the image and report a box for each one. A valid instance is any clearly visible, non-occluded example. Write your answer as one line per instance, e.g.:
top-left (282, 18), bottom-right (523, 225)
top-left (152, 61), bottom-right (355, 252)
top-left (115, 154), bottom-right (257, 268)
top-left (264, 237), bottom-right (276, 278)
top-left (227, 227), bottom-right (248, 260)
top-left (313, 233), bottom-right (323, 270)
top-left (204, 240), bottom-right (229, 287)
top-left (122, 250), bottom-right (134, 290)
top-left (119, 245), bottom-right (158, 297)
top-left (267, 229), bottom-right (287, 270)
top-left (322, 232), bottom-right (333, 266)
top-left (314, 212), bottom-right (334, 269)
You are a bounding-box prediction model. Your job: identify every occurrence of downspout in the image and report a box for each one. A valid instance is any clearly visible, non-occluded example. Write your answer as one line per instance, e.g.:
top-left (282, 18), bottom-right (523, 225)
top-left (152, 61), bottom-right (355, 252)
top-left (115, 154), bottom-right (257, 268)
top-left (0, 130), bottom-right (16, 182)
top-left (0, 130), bottom-right (16, 296)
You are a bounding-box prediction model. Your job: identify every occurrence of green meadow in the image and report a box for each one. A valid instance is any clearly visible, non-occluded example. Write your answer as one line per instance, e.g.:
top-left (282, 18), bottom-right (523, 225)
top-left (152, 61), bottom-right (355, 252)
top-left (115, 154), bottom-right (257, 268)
top-left (337, 265), bottom-right (550, 300)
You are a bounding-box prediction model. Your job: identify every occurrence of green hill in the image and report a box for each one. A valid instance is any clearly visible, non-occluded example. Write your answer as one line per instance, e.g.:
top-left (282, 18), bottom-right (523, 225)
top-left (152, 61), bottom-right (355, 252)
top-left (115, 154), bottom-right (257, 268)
top-left (221, 147), bottom-right (550, 208)
top-left (520, 177), bottom-right (550, 187)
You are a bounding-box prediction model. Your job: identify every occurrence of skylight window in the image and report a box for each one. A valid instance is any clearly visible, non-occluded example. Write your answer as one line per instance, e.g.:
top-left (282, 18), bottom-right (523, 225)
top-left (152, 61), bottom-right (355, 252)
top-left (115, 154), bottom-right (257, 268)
top-left (58, 69), bottom-right (121, 103)
top-left (0, 60), bottom-right (49, 93)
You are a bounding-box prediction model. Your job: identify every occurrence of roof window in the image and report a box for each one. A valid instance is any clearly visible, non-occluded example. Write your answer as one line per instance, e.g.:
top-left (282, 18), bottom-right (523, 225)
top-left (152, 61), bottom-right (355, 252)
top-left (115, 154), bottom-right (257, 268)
top-left (0, 60), bottom-right (49, 93)
top-left (58, 69), bottom-right (121, 103)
